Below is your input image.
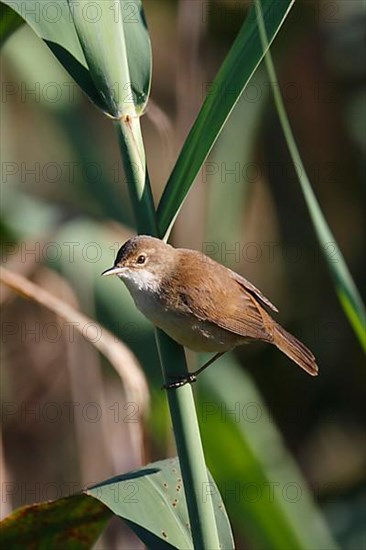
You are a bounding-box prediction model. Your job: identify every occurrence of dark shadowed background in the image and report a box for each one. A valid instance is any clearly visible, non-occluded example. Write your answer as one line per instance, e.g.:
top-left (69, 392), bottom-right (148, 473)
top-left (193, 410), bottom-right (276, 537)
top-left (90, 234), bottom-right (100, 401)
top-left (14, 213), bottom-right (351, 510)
top-left (1, 1), bottom-right (365, 548)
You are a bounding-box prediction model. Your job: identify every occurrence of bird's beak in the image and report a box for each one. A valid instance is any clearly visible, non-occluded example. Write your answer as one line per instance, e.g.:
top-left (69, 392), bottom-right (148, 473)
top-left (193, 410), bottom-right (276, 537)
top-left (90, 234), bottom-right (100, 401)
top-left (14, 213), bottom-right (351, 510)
top-left (101, 266), bottom-right (126, 277)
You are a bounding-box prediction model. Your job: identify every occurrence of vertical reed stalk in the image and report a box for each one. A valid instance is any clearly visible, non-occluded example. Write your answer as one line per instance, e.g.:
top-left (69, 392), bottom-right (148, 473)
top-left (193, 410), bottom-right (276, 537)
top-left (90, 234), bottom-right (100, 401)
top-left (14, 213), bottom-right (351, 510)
top-left (115, 116), bottom-right (221, 549)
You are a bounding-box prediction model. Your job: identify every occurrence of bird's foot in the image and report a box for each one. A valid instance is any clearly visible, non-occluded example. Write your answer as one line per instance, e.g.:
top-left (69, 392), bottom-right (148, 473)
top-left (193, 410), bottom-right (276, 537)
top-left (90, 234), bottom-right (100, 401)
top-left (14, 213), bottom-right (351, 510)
top-left (162, 374), bottom-right (197, 390)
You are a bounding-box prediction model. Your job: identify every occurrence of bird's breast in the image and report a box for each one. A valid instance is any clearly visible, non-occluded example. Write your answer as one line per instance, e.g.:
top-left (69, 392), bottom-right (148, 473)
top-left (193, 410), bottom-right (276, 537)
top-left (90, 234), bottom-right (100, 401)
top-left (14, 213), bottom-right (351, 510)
top-left (125, 284), bottom-right (242, 352)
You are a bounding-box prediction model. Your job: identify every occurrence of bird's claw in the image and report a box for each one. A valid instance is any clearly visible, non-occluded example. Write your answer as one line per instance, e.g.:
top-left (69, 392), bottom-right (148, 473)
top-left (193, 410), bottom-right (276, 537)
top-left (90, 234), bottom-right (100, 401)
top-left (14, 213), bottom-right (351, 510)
top-left (162, 374), bottom-right (197, 390)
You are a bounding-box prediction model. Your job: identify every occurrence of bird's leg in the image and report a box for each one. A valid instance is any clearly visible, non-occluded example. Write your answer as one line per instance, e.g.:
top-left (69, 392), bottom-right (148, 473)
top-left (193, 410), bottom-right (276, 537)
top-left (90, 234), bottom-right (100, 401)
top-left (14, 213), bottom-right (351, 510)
top-left (191, 351), bottom-right (226, 377)
top-left (163, 352), bottom-right (226, 390)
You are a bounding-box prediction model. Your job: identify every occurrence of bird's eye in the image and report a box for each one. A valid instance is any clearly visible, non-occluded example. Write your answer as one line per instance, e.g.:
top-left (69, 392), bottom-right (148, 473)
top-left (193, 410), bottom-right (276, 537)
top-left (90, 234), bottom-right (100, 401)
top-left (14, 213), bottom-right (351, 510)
top-left (136, 254), bottom-right (146, 265)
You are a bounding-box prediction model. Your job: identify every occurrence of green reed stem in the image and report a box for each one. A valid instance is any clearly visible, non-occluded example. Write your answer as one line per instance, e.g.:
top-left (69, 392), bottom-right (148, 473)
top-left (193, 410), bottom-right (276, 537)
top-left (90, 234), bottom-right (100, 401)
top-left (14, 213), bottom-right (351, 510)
top-left (115, 116), bottom-right (221, 549)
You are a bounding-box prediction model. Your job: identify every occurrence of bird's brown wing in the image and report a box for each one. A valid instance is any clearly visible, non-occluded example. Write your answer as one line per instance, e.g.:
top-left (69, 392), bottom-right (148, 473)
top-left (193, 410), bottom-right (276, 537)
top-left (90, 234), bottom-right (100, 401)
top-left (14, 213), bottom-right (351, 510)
top-left (213, 303), bottom-right (271, 341)
top-left (170, 251), bottom-right (273, 341)
top-left (231, 270), bottom-right (279, 312)
top-left (209, 279), bottom-right (273, 342)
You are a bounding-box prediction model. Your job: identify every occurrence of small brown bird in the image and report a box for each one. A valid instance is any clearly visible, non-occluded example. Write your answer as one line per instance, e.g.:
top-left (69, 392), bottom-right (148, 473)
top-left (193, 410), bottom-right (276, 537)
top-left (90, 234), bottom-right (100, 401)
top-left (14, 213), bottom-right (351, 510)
top-left (103, 236), bottom-right (318, 387)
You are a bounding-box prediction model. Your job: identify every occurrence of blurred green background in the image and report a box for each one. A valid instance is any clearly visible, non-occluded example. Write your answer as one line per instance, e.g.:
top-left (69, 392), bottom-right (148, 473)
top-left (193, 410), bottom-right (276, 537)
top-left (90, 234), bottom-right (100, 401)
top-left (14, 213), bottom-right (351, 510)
top-left (1, 1), bottom-right (365, 548)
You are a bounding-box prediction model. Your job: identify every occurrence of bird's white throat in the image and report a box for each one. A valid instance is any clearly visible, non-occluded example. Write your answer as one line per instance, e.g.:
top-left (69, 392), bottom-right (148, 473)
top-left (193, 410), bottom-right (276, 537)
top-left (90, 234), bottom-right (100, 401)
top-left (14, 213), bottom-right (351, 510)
top-left (117, 268), bottom-right (160, 295)
top-left (116, 268), bottom-right (164, 324)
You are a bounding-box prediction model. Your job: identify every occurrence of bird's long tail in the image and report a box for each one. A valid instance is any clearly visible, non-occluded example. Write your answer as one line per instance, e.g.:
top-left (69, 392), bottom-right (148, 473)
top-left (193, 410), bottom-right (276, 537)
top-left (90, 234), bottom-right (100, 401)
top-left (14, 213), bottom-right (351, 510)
top-left (273, 323), bottom-right (318, 376)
